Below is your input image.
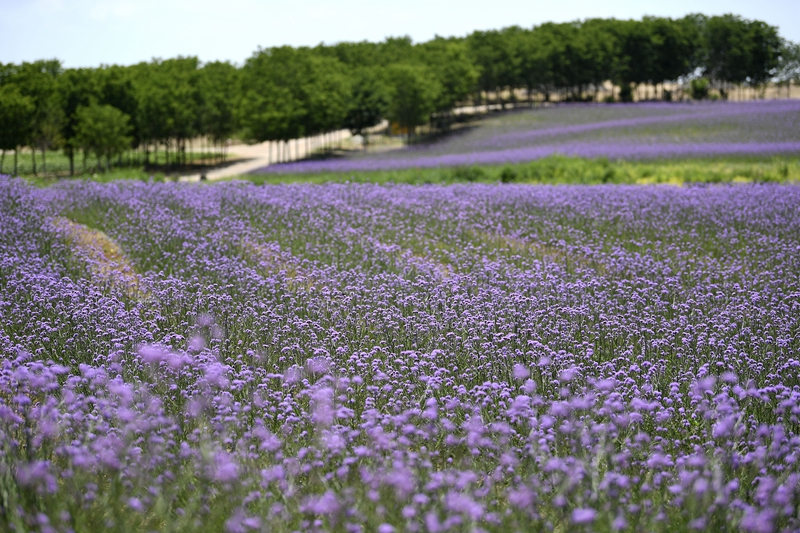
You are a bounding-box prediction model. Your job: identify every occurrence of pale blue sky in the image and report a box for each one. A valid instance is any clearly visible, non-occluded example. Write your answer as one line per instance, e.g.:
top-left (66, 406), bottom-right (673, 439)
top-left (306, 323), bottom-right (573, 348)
top-left (2, 0), bottom-right (798, 68)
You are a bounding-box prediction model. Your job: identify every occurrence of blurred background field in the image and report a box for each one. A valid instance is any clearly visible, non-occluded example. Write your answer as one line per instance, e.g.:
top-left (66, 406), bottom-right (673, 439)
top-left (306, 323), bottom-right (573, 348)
top-left (251, 100), bottom-right (800, 177)
top-left (13, 100), bottom-right (800, 187)
top-left (3, 12), bottom-right (800, 185)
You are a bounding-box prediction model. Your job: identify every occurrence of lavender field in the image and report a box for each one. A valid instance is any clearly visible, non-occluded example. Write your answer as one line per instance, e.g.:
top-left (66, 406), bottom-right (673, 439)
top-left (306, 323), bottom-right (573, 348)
top-left (2, 176), bottom-right (800, 532)
top-left (256, 100), bottom-right (800, 174)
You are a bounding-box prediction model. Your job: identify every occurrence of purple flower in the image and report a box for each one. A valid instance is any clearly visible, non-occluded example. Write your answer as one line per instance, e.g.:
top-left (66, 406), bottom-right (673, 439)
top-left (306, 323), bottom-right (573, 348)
top-left (127, 497), bottom-right (144, 512)
top-left (138, 345), bottom-right (166, 364)
top-left (302, 491), bottom-right (340, 516)
top-left (572, 508), bottom-right (597, 524)
top-left (512, 363), bottom-right (530, 380)
top-left (212, 452), bottom-right (239, 483)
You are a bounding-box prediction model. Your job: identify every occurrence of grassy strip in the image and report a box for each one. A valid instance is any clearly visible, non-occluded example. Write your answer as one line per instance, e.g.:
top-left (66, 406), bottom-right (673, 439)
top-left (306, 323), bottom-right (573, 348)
top-left (5, 148), bottom-right (220, 183)
top-left (239, 154), bottom-right (800, 186)
top-left (23, 168), bottom-right (172, 187)
top-left (16, 154), bottom-right (800, 188)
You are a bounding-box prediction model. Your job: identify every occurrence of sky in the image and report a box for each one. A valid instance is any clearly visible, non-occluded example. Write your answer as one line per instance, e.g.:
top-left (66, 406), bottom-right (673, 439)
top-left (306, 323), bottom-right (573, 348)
top-left (2, 0), bottom-right (798, 68)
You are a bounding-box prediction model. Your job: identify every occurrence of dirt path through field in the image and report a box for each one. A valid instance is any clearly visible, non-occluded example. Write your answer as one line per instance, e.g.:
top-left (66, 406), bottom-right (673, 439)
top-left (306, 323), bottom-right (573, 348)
top-left (180, 129), bottom-right (358, 182)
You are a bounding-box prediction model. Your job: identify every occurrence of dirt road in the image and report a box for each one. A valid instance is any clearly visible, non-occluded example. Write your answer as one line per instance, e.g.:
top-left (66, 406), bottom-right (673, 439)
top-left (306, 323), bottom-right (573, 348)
top-left (179, 130), bottom-right (357, 182)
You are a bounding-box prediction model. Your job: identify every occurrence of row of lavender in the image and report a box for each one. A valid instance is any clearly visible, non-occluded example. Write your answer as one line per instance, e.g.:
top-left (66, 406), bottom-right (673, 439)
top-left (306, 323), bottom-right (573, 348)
top-left (1, 177), bottom-right (799, 532)
top-left (256, 100), bottom-right (800, 174)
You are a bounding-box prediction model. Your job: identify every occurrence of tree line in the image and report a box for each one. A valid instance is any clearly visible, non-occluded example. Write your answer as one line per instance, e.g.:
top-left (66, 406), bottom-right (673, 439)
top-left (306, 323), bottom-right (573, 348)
top-left (1, 13), bottom-right (799, 176)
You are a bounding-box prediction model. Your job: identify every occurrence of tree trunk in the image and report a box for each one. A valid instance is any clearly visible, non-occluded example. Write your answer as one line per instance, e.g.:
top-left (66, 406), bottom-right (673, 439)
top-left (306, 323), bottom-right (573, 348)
top-left (31, 148), bottom-right (37, 176)
top-left (14, 149), bottom-right (18, 175)
top-left (1, 150), bottom-right (4, 174)
top-left (69, 151), bottom-right (74, 176)
top-left (41, 145), bottom-right (47, 175)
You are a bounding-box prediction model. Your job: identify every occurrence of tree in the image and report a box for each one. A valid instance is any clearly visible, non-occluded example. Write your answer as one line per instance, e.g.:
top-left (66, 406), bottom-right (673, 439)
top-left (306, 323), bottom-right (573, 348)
top-left (0, 85), bottom-right (35, 175)
top-left (515, 28), bottom-right (547, 103)
top-left (240, 46), bottom-right (350, 159)
top-left (135, 57), bottom-right (200, 168)
top-left (519, 24), bottom-right (559, 101)
top-left (239, 47), bottom-right (308, 150)
top-left (343, 68), bottom-right (388, 150)
top-left (315, 41), bottom-right (381, 68)
top-left (744, 20), bottom-right (782, 90)
top-left (5, 60), bottom-right (63, 175)
top-left (300, 50), bottom-right (350, 140)
top-left (199, 61), bottom-right (240, 162)
top-left (702, 15), bottom-right (752, 93)
top-left (612, 19), bottom-right (659, 99)
top-left (100, 65), bottom-right (140, 157)
top-left (645, 17), bottom-right (696, 97)
top-left (700, 15), bottom-right (781, 97)
top-left (579, 20), bottom-right (617, 100)
top-left (467, 29), bottom-right (517, 107)
top-left (377, 36), bottom-right (417, 65)
top-left (776, 40), bottom-right (800, 97)
top-left (74, 104), bottom-right (132, 172)
top-left (384, 63), bottom-right (440, 141)
top-left (57, 68), bottom-right (102, 176)
top-left (418, 37), bottom-right (479, 127)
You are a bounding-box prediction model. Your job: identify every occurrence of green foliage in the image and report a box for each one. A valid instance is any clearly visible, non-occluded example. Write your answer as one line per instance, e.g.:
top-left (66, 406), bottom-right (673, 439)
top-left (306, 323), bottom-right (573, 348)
top-left (418, 37), bottom-right (480, 119)
top-left (57, 67), bottom-right (103, 167)
top-left (15, 149), bottom-right (213, 182)
top-left (499, 166), bottom-right (518, 183)
top-left (74, 104), bottom-right (133, 171)
top-left (2, 60), bottom-right (64, 173)
top-left (451, 166), bottom-right (487, 182)
top-left (300, 52), bottom-right (351, 136)
top-left (240, 46), bottom-right (350, 143)
top-left (343, 68), bottom-right (389, 146)
top-left (690, 78), bottom-right (710, 100)
top-left (199, 61), bottom-right (240, 144)
top-left (385, 63), bottom-right (441, 139)
top-left (135, 57), bottom-right (201, 148)
top-left (0, 85), bottom-right (35, 173)
top-left (99, 65), bottom-right (139, 145)
top-left (619, 83), bottom-right (634, 102)
top-left (700, 15), bottom-right (781, 88)
top-left (467, 28), bottom-right (520, 100)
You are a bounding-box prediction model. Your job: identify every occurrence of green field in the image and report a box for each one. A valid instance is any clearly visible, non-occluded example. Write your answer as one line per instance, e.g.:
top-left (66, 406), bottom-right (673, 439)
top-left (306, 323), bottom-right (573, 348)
top-left (11, 154), bottom-right (800, 188)
top-left (234, 155), bottom-right (800, 186)
top-left (4, 148), bottom-right (220, 184)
